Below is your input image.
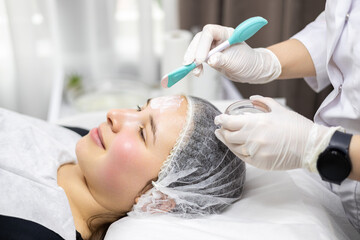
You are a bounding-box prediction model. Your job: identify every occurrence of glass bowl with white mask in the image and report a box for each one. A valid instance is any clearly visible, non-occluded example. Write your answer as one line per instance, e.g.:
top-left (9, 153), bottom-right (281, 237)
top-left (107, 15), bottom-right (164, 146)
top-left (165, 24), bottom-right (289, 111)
top-left (225, 99), bottom-right (269, 115)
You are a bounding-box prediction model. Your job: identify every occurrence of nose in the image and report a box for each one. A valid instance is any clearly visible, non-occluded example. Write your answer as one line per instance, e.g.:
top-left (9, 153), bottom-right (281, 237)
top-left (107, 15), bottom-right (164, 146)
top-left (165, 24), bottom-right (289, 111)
top-left (107, 109), bottom-right (139, 132)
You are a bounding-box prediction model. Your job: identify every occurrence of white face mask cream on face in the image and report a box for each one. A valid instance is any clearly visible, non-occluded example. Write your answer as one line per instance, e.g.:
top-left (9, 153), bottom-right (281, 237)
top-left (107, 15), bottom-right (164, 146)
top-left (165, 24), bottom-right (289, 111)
top-left (150, 96), bottom-right (184, 113)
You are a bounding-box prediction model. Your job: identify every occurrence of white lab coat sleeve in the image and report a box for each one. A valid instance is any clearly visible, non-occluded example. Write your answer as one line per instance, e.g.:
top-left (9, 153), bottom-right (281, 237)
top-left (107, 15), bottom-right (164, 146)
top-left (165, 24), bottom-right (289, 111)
top-left (291, 11), bottom-right (330, 92)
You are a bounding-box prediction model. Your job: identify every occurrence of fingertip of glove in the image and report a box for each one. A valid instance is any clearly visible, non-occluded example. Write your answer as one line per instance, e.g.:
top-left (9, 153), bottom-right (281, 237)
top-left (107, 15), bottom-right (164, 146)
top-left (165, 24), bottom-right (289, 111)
top-left (207, 53), bottom-right (221, 67)
top-left (183, 59), bottom-right (193, 65)
top-left (214, 114), bottom-right (226, 125)
top-left (250, 95), bottom-right (279, 110)
top-left (214, 116), bottom-right (221, 125)
top-left (214, 129), bottom-right (224, 142)
top-left (249, 95), bottom-right (264, 101)
top-left (192, 66), bottom-right (202, 76)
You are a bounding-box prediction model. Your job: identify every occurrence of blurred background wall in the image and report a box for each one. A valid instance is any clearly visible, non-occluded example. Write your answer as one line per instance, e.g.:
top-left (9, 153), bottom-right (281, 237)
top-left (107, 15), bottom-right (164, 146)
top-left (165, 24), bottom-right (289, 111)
top-left (179, 0), bottom-right (330, 119)
top-left (0, 0), bottom-right (329, 121)
top-left (0, 0), bottom-right (166, 120)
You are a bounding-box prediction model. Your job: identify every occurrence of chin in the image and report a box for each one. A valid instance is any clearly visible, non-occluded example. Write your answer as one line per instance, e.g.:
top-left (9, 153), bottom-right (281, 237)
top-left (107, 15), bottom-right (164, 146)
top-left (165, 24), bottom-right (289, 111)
top-left (75, 137), bottom-right (87, 163)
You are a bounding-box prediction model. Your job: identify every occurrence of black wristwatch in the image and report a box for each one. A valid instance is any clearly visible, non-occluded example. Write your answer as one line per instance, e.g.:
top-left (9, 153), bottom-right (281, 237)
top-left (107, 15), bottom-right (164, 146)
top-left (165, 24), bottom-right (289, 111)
top-left (317, 131), bottom-right (353, 185)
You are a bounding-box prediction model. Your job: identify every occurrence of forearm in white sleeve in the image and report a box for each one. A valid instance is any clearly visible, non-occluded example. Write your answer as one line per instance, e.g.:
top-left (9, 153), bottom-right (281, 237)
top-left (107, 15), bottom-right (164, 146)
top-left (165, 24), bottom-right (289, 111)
top-left (291, 11), bottom-right (330, 92)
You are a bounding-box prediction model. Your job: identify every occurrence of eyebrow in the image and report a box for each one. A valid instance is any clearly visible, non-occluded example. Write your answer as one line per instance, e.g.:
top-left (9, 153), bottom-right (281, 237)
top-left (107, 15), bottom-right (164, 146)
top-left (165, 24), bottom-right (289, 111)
top-left (146, 98), bottom-right (157, 144)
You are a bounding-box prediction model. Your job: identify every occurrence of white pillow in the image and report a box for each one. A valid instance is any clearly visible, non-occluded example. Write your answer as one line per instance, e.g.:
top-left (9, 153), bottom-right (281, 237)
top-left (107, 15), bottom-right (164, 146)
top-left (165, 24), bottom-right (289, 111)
top-left (105, 165), bottom-right (358, 240)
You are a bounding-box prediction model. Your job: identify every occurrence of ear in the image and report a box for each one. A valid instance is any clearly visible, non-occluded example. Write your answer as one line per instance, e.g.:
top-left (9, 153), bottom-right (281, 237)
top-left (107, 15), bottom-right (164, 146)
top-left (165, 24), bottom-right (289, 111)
top-left (139, 192), bottom-right (176, 213)
top-left (157, 197), bottom-right (176, 213)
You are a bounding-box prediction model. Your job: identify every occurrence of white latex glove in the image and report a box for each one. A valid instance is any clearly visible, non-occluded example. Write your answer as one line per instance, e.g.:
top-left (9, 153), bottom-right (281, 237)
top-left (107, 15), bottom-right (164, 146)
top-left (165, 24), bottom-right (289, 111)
top-left (214, 96), bottom-right (340, 171)
top-left (183, 24), bottom-right (282, 84)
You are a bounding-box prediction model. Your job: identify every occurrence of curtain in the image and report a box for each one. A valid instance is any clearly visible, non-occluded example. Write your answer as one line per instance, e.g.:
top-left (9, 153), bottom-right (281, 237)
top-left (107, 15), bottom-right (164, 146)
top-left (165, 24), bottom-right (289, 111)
top-left (179, 0), bottom-right (331, 119)
top-left (0, 0), bottom-right (17, 111)
top-left (0, 0), bottom-right (166, 120)
top-left (0, 0), bottom-right (57, 119)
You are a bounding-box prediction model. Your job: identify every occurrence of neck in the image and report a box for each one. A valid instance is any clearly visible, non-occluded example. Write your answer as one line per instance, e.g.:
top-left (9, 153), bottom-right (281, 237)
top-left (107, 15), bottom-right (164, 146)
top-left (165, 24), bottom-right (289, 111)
top-left (57, 164), bottom-right (109, 239)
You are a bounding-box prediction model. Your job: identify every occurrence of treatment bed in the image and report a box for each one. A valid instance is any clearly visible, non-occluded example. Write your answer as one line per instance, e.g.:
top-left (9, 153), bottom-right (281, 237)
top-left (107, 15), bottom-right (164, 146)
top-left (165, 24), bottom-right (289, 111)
top-left (56, 101), bottom-right (359, 240)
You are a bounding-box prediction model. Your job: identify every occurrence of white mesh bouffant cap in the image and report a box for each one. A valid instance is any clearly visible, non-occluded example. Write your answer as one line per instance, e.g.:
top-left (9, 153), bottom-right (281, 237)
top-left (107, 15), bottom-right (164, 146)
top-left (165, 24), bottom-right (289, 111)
top-left (129, 96), bottom-right (246, 218)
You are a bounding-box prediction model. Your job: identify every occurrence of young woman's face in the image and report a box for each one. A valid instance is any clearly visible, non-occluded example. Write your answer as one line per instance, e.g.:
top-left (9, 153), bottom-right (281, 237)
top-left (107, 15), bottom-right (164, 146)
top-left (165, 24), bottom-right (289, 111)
top-left (76, 96), bottom-right (187, 213)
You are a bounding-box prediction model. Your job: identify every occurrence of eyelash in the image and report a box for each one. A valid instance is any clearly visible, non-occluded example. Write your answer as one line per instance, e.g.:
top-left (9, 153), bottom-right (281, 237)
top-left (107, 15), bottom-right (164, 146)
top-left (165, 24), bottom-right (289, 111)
top-left (139, 126), bottom-right (145, 142)
top-left (136, 105), bottom-right (145, 142)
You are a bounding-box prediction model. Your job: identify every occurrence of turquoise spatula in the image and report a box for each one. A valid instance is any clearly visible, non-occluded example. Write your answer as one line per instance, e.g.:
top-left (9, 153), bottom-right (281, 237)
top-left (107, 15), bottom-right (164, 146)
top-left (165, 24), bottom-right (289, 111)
top-left (161, 16), bottom-right (268, 88)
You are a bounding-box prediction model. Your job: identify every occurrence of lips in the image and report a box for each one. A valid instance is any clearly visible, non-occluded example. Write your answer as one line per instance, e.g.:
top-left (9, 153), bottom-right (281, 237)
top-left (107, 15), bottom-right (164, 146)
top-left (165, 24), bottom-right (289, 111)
top-left (98, 126), bottom-right (105, 149)
top-left (90, 127), bottom-right (105, 149)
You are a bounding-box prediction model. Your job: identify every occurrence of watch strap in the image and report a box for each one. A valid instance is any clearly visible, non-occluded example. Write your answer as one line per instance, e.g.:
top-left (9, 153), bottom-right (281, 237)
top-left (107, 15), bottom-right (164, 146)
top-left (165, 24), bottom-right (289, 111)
top-left (328, 131), bottom-right (352, 152)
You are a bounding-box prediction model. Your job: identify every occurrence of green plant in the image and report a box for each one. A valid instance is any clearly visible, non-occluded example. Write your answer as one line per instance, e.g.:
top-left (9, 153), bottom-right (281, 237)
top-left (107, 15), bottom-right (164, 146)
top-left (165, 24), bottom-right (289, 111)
top-left (66, 73), bottom-right (83, 91)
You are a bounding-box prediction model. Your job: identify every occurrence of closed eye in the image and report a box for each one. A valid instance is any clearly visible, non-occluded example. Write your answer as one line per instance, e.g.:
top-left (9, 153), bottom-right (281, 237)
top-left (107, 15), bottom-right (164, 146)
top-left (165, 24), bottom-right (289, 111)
top-left (136, 105), bottom-right (146, 142)
top-left (139, 126), bottom-right (145, 142)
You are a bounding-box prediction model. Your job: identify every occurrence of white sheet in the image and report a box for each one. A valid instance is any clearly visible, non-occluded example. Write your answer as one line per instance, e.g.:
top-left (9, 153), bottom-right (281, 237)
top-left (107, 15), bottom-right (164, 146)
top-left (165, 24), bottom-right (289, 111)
top-left (104, 166), bottom-right (358, 240)
top-left (0, 108), bottom-right (79, 240)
